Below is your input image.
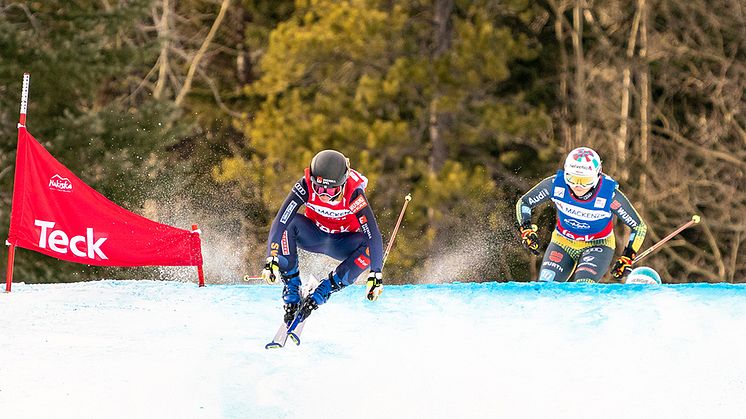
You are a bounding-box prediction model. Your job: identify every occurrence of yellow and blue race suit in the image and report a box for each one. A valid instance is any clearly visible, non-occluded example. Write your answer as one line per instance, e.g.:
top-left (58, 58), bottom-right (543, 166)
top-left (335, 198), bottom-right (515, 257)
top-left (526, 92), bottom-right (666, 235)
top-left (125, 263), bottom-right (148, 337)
top-left (516, 171), bottom-right (647, 282)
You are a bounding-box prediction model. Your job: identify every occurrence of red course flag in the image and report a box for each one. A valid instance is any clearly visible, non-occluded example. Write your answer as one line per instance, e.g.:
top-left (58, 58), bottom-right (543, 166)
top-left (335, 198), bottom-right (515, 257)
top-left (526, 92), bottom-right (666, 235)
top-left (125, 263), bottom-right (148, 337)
top-left (8, 126), bottom-right (203, 267)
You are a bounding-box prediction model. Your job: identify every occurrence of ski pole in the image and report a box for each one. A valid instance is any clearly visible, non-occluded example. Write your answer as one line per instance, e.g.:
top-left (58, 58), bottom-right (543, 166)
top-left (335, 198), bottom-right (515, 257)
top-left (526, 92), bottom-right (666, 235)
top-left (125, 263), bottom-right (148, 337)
top-left (382, 193), bottom-right (412, 269)
top-left (367, 193), bottom-right (411, 301)
top-left (633, 214), bottom-right (701, 264)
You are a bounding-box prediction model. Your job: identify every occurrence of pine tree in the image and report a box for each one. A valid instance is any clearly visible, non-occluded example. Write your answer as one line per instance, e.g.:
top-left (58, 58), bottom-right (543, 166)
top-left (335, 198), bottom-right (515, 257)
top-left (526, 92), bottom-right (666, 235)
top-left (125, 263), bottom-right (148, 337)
top-left (217, 0), bottom-right (551, 281)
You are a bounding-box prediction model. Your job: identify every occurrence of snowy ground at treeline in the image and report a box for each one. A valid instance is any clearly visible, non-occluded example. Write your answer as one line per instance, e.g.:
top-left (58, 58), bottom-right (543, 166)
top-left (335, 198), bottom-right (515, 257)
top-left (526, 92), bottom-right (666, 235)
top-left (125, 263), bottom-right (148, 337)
top-left (2, 280), bottom-right (746, 419)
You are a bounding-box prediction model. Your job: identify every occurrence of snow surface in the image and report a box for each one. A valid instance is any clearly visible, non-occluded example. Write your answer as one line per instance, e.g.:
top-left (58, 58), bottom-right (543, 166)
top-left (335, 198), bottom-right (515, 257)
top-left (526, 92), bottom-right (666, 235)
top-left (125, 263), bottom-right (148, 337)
top-left (2, 280), bottom-right (746, 419)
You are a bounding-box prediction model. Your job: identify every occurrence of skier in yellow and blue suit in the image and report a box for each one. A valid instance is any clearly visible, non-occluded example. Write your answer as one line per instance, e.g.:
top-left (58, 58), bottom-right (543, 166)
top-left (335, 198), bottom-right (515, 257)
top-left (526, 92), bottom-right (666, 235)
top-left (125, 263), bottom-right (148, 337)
top-left (515, 147), bottom-right (647, 283)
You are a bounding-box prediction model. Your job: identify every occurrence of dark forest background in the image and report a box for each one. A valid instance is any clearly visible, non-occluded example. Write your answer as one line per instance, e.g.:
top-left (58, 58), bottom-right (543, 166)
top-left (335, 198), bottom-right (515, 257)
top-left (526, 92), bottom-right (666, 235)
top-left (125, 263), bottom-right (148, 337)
top-left (1, 0), bottom-right (743, 284)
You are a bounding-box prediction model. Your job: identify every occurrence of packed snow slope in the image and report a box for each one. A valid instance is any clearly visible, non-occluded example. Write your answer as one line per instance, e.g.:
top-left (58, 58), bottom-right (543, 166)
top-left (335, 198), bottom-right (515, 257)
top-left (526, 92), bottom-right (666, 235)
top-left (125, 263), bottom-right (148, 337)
top-left (2, 280), bottom-right (746, 419)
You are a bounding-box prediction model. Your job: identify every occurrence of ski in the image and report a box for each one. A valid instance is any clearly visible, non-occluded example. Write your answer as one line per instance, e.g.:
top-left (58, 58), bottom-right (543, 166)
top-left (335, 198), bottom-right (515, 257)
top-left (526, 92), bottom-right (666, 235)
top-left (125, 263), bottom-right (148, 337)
top-left (265, 322), bottom-right (290, 349)
top-left (265, 274), bottom-right (320, 349)
top-left (287, 322), bottom-right (305, 345)
top-left (264, 307), bottom-right (310, 348)
top-left (286, 307), bottom-right (309, 346)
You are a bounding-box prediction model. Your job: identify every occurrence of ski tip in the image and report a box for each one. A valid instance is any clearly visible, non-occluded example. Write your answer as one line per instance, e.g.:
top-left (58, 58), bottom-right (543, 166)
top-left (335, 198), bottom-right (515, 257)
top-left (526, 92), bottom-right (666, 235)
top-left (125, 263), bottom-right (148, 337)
top-left (288, 333), bottom-right (301, 346)
top-left (265, 342), bottom-right (284, 349)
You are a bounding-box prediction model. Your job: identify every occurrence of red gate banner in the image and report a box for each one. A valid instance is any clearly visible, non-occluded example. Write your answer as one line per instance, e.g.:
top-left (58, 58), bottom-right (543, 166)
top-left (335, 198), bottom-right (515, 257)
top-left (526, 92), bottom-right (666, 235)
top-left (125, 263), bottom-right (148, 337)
top-left (8, 126), bottom-right (203, 267)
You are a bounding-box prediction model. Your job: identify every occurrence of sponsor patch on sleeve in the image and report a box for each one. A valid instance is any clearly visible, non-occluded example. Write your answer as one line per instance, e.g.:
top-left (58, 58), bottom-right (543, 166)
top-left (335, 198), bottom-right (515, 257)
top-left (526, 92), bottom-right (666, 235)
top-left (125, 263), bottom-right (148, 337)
top-left (280, 201), bottom-right (298, 224)
top-left (270, 242), bottom-right (279, 257)
top-left (292, 182), bottom-right (306, 198)
top-left (281, 231), bottom-right (290, 255)
top-left (349, 195), bottom-right (368, 214)
top-left (354, 254), bottom-right (371, 269)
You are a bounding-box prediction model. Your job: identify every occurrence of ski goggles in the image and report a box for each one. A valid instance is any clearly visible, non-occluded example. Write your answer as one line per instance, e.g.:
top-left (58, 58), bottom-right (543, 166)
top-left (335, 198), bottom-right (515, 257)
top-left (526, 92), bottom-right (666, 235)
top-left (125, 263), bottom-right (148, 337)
top-left (564, 172), bottom-right (598, 188)
top-left (312, 183), bottom-right (343, 199)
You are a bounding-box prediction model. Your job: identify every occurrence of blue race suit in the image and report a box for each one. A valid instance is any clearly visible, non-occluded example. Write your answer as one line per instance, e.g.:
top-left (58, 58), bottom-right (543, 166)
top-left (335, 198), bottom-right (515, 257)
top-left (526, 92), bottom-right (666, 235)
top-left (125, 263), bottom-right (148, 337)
top-left (266, 168), bottom-right (384, 304)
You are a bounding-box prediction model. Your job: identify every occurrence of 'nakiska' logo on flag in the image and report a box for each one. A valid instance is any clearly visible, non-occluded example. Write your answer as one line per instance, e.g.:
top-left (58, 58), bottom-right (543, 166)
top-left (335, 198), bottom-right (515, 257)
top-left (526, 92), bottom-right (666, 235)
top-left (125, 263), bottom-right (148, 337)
top-left (49, 174), bottom-right (73, 193)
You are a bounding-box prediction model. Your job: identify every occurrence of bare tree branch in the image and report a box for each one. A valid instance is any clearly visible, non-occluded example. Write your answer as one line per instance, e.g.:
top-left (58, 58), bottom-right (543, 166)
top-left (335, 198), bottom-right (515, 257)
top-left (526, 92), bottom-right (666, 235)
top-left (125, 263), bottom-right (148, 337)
top-left (175, 0), bottom-right (232, 107)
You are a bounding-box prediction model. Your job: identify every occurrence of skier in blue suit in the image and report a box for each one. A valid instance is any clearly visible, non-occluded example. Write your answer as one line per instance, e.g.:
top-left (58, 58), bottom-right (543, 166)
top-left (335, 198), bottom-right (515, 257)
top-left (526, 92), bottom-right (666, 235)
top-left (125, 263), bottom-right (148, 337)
top-left (260, 150), bottom-right (384, 323)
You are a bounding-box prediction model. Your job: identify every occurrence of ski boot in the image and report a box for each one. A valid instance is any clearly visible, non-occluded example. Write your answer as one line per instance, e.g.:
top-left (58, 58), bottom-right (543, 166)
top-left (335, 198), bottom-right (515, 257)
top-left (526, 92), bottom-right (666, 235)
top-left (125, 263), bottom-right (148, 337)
top-left (283, 303), bottom-right (298, 325)
top-left (289, 272), bottom-right (338, 324)
top-left (304, 272), bottom-right (342, 309)
top-left (295, 297), bottom-right (319, 322)
top-left (281, 271), bottom-right (302, 325)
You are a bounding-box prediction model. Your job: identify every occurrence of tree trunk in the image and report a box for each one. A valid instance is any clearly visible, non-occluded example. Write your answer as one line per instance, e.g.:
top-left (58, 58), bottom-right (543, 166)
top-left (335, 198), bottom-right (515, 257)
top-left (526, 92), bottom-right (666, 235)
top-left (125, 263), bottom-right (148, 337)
top-left (618, 1), bottom-right (642, 182)
top-left (572, 0), bottom-right (585, 147)
top-left (550, 0), bottom-right (572, 151)
top-left (729, 231), bottom-right (741, 283)
top-left (235, 6), bottom-right (254, 85)
top-left (428, 0), bottom-right (453, 174)
top-left (429, 99), bottom-right (447, 173)
top-left (639, 0), bottom-right (649, 198)
top-left (153, 0), bottom-right (172, 100)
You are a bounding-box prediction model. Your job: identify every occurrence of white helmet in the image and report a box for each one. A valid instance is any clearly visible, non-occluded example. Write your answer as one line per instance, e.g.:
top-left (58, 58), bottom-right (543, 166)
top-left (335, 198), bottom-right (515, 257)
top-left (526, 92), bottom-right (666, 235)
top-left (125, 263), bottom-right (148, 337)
top-left (564, 147), bottom-right (602, 188)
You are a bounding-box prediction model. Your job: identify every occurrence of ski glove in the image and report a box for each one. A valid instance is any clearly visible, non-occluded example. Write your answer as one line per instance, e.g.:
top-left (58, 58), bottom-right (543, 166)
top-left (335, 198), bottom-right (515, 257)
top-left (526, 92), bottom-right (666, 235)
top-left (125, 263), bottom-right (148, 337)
top-left (519, 224), bottom-right (541, 256)
top-left (366, 271), bottom-right (383, 301)
top-left (611, 247), bottom-right (636, 279)
top-left (261, 256), bottom-right (281, 284)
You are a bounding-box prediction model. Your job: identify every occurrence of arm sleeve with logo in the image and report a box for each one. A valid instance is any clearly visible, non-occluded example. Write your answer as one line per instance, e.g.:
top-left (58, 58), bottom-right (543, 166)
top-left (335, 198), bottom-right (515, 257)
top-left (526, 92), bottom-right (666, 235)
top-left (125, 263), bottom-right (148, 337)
top-left (515, 176), bottom-right (555, 228)
top-left (611, 188), bottom-right (647, 253)
top-left (350, 189), bottom-right (384, 272)
top-left (266, 177), bottom-right (308, 258)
